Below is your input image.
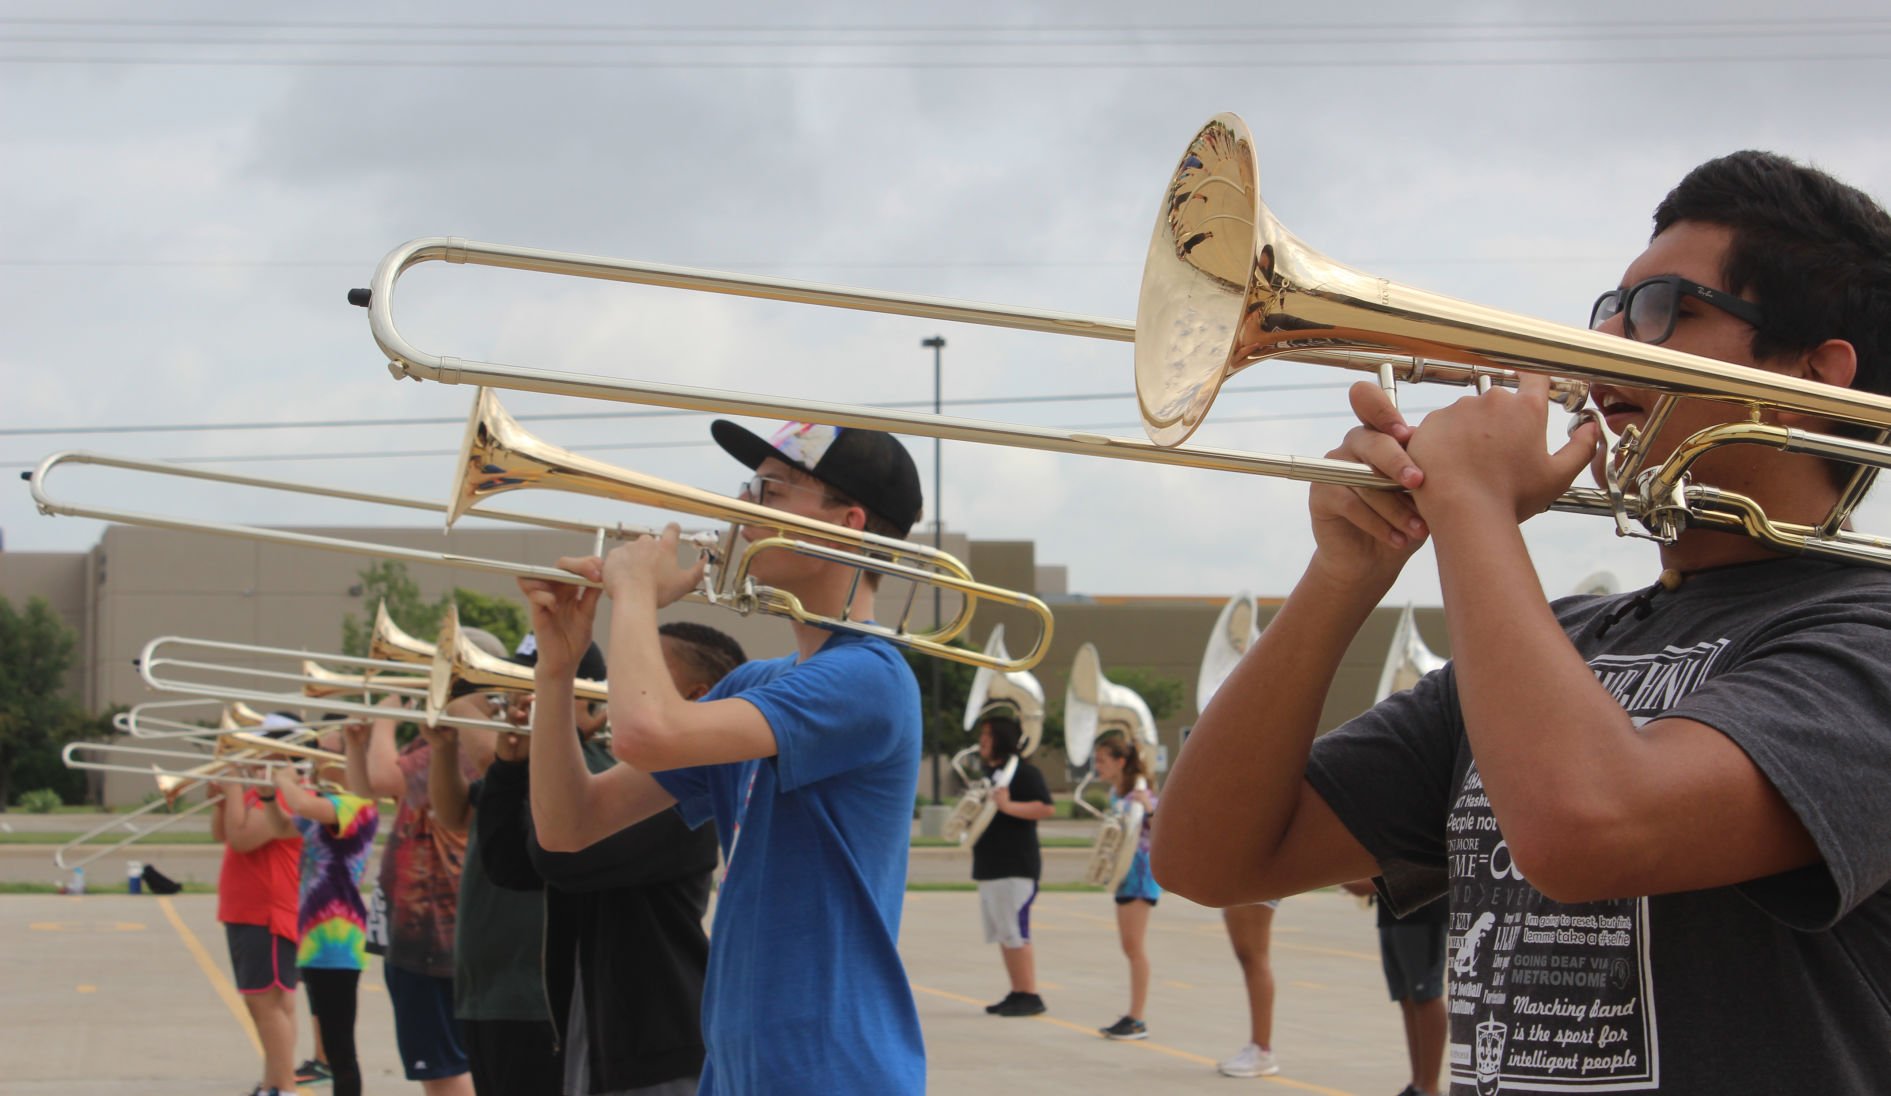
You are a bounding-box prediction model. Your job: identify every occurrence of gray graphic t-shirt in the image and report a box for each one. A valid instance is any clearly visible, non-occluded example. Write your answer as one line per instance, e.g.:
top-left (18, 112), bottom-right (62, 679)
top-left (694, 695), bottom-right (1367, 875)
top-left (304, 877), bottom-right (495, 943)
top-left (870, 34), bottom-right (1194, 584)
top-left (1309, 558), bottom-right (1891, 1094)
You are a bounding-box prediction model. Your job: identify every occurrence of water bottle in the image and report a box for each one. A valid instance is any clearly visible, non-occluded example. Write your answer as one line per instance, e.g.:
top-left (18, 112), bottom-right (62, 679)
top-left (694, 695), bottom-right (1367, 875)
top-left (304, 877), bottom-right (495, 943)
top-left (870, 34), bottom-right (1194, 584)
top-left (127, 861), bottom-right (144, 895)
top-left (70, 866), bottom-right (86, 895)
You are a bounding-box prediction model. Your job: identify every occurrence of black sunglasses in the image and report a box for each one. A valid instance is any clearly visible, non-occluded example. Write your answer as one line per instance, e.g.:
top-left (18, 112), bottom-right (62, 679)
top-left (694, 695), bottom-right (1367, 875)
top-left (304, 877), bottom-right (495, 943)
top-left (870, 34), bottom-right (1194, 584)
top-left (1589, 275), bottom-right (1764, 346)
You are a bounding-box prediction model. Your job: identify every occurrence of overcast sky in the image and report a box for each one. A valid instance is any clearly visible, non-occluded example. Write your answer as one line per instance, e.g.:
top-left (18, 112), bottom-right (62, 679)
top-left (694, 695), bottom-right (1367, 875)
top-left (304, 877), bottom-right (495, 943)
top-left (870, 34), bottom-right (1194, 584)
top-left (6, 1), bottom-right (1891, 609)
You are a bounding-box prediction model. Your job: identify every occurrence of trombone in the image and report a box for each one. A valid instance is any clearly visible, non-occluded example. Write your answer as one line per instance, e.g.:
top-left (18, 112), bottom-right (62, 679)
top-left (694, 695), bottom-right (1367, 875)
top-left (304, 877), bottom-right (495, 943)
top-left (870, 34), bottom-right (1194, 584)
top-left (25, 451), bottom-right (711, 592)
top-left (136, 634), bottom-right (524, 733)
top-left (446, 388), bottom-right (1055, 671)
top-left (355, 113), bottom-right (1891, 566)
top-left (53, 728), bottom-right (332, 871)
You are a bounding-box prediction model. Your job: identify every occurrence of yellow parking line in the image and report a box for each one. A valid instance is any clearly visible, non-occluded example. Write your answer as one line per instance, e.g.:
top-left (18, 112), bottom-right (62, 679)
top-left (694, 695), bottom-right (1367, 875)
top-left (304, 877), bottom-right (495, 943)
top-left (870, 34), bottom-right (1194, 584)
top-left (910, 982), bottom-right (1357, 1095)
top-left (157, 895), bottom-right (261, 1057)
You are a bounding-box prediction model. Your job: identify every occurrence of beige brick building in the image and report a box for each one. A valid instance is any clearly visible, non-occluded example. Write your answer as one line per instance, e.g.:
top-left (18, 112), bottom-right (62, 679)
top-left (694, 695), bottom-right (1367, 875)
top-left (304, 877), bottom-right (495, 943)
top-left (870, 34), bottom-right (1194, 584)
top-left (0, 524), bottom-right (1447, 805)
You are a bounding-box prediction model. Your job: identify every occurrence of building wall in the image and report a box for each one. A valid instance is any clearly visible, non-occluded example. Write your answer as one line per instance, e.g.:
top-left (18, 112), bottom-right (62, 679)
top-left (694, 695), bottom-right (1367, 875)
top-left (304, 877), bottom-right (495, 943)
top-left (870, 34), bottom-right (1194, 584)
top-left (6, 524), bottom-right (1448, 804)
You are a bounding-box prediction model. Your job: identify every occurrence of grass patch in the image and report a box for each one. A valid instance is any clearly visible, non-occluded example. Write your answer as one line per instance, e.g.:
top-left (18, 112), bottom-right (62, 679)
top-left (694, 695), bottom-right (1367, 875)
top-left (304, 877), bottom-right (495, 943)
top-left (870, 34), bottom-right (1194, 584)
top-left (0, 881), bottom-right (216, 895)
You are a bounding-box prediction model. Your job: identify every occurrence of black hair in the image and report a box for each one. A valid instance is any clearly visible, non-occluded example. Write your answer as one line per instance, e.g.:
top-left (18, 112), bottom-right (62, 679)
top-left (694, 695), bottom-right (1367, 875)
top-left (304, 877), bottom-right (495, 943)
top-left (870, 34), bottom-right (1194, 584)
top-left (979, 712), bottom-right (1024, 763)
top-left (657, 621), bottom-right (748, 691)
top-left (1653, 152), bottom-right (1891, 474)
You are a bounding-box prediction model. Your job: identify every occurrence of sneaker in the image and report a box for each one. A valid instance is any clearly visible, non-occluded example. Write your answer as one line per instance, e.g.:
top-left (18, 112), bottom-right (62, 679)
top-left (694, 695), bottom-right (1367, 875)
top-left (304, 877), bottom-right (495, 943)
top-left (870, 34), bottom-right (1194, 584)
top-left (294, 1058), bottom-right (333, 1085)
top-left (984, 991), bottom-right (1020, 1014)
top-left (994, 992), bottom-right (1046, 1017)
top-left (1217, 1042), bottom-right (1281, 1077)
top-left (1100, 1015), bottom-right (1148, 1040)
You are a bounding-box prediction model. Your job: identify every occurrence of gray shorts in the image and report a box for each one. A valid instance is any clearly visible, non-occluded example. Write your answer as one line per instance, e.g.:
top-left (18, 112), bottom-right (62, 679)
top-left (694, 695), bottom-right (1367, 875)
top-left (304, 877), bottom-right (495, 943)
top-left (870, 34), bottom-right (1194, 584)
top-left (1380, 919), bottom-right (1447, 1002)
top-left (977, 877), bottom-right (1038, 949)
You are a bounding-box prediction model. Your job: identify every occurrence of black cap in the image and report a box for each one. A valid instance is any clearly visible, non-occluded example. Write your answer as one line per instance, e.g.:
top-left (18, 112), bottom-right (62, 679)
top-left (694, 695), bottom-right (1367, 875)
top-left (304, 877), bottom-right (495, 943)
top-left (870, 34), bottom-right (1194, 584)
top-left (711, 420), bottom-right (923, 538)
top-left (512, 633), bottom-right (607, 681)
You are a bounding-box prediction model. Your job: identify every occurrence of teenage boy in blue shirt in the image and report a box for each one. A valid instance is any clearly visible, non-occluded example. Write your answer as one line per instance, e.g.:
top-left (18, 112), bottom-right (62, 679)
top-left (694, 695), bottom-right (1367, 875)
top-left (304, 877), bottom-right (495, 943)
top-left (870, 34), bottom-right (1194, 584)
top-left (517, 419), bottom-right (927, 1095)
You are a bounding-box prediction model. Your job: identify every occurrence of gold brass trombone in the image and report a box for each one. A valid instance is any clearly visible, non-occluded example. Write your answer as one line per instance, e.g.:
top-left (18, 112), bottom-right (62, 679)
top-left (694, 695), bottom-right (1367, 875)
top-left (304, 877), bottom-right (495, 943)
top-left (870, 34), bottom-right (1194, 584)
top-left (447, 389), bottom-right (1056, 671)
top-left (425, 605), bottom-right (605, 728)
top-left (356, 113), bottom-right (1891, 566)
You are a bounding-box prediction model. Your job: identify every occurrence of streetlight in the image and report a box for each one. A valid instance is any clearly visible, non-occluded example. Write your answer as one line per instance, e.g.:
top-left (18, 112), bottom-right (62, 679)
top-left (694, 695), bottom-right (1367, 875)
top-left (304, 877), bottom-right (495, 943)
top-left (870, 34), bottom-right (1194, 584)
top-left (921, 335), bottom-right (946, 803)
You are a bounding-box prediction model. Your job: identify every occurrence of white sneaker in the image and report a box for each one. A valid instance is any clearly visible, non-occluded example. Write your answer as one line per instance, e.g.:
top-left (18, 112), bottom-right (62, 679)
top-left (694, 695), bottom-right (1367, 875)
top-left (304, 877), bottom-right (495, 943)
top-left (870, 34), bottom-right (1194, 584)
top-left (1217, 1042), bottom-right (1280, 1077)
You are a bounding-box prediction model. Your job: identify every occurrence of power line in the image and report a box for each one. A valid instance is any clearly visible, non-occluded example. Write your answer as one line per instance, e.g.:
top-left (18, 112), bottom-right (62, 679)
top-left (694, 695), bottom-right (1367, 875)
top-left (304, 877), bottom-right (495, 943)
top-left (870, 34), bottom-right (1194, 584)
top-left (5, 16), bottom-right (1887, 32)
top-left (4, 52), bottom-right (1884, 69)
top-left (0, 382), bottom-right (1349, 438)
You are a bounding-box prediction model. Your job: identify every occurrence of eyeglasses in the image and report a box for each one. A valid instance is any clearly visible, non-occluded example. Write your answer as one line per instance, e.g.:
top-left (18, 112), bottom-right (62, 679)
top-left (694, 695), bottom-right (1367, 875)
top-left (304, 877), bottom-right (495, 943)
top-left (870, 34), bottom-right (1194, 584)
top-left (738, 474), bottom-right (834, 509)
top-left (1589, 275), bottom-right (1764, 346)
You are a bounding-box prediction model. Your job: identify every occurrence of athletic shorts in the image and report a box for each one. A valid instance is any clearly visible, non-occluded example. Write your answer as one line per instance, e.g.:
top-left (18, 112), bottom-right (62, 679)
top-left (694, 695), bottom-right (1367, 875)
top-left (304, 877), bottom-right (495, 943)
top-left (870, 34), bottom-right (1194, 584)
top-left (384, 962), bottom-right (470, 1081)
top-left (224, 923), bottom-right (298, 994)
top-left (977, 877), bottom-right (1038, 948)
top-left (1380, 919), bottom-right (1447, 1003)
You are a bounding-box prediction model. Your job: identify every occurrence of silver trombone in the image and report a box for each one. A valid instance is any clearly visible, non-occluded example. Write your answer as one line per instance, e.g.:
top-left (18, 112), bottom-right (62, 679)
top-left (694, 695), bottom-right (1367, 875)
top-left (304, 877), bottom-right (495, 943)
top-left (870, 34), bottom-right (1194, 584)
top-left (52, 729), bottom-right (327, 871)
top-left (355, 112), bottom-right (1891, 566)
top-left (26, 451), bottom-right (708, 590)
top-left (136, 635), bottom-right (524, 733)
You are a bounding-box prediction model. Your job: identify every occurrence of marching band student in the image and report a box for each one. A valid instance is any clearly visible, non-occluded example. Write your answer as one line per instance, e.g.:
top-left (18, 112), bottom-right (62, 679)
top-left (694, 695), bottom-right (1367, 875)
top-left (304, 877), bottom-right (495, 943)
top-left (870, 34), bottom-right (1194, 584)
top-left (1093, 734), bottom-right (1158, 1042)
top-left (211, 714), bottom-right (304, 1096)
top-left (520, 419), bottom-right (928, 1094)
top-left (273, 723), bottom-right (379, 1096)
top-left (477, 623), bottom-right (744, 1096)
top-left (423, 630), bottom-right (564, 1096)
top-left (971, 712), bottom-right (1056, 1018)
top-left (1215, 900), bottom-right (1282, 1078)
top-left (345, 684), bottom-right (495, 1096)
top-left (1155, 152), bottom-right (1891, 1091)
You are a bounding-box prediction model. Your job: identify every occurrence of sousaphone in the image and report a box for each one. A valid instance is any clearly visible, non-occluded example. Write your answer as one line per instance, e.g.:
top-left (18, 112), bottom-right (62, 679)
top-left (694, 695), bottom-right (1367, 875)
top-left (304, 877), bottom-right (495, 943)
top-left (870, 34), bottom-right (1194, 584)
top-left (942, 625), bottom-right (1047, 846)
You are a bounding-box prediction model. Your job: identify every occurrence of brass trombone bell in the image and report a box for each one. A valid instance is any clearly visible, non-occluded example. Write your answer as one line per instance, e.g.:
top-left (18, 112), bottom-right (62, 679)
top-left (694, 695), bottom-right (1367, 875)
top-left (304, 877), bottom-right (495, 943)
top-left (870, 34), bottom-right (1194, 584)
top-left (425, 605), bottom-right (604, 729)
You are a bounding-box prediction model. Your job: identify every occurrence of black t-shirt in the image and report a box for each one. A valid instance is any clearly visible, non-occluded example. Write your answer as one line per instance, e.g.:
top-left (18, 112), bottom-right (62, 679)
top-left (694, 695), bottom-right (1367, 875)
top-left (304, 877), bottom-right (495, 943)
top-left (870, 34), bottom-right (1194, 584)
top-left (971, 760), bottom-right (1052, 881)
top-left (1308, 557), bottom-right (1891, 1094)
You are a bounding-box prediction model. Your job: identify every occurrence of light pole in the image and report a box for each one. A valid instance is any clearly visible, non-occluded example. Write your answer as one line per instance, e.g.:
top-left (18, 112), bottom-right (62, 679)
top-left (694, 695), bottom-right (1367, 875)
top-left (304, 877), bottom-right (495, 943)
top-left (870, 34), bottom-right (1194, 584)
top-left (921, 335), bottom-right (946, 803)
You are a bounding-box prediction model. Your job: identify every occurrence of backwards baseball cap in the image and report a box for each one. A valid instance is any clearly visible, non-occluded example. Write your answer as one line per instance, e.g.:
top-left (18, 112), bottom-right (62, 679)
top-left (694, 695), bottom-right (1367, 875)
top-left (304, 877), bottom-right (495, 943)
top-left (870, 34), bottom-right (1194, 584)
top-left (710, 420), bottom-right (923, 538)
top-left (512, 632), bottom-right (608, 682)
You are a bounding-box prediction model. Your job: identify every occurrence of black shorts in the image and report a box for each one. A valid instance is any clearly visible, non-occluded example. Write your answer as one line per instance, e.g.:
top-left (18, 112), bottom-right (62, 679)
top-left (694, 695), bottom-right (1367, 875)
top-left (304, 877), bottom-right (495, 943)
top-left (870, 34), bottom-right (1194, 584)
top-left (384, 962), bottom-right (469, 1081)
top-left (224, 923), bottom-right (299, 994)
top-left (1380, 920), bottom-right (1447, 1002)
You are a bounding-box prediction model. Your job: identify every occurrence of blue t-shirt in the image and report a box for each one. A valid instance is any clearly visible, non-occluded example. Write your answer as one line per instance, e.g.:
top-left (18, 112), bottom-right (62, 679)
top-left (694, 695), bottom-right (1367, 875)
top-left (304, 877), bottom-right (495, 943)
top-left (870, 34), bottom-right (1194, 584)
top-left (652, 629), bottom-right (925, 1095)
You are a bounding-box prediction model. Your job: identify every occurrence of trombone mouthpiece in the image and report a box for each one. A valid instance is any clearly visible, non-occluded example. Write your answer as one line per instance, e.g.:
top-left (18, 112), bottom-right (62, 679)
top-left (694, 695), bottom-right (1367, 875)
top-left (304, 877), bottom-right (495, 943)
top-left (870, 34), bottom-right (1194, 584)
top-left (347, 288), bottom-right (371, 308)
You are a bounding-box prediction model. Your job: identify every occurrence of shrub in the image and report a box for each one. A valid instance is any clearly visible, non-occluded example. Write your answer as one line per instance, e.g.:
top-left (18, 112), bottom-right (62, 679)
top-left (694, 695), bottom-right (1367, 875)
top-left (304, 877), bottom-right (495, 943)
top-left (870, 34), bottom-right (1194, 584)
top-left (17, 788), bottom-right (61, 813)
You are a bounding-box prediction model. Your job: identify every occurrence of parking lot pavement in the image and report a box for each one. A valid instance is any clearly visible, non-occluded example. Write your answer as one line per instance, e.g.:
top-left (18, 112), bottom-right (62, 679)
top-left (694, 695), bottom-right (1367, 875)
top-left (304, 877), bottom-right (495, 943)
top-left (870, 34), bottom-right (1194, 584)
top-left (0, 887), bottom-right (1405, 1094)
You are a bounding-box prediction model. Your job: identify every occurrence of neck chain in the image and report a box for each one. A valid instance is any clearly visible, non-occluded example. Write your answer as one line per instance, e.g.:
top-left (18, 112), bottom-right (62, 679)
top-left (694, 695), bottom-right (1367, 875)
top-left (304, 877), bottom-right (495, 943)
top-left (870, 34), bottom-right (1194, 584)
top-left (1593, 556), bottom-right (1786, 638)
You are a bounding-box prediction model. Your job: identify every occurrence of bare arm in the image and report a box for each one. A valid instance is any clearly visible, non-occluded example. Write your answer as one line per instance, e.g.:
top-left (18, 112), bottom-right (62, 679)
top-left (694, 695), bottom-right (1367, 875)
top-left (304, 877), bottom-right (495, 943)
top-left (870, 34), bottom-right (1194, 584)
top-left (218, 778), bottom-right (293, 853)
top-left (1396, 374), bottom-right (1815, 901)
top-left (273, 767), bottom-right (338, 827)
top-left (1155, 382), bottom-right (1429, 908)
top-left (423, 723), bottom-right (471, 835)
top-left (529, 662), bottom-right (677, 853)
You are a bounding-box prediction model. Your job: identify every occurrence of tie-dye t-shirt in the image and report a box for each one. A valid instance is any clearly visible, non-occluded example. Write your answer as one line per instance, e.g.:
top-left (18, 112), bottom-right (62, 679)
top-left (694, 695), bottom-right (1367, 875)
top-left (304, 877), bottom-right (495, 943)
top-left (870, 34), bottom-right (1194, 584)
top-left (293, 793), bottom-right (380, 970)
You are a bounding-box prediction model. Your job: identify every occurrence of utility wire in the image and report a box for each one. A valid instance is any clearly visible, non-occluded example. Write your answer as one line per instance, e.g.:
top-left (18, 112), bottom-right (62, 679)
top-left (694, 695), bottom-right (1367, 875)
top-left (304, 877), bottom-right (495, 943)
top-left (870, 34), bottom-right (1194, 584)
top-left (3, 53), bottom-right (1882, 69)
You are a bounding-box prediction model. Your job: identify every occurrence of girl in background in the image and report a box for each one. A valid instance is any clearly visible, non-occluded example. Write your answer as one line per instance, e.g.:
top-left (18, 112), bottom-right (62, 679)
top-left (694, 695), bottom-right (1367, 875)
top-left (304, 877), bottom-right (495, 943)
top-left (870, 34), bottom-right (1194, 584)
top-left (1094, 734), bottom-right (1157, 1041)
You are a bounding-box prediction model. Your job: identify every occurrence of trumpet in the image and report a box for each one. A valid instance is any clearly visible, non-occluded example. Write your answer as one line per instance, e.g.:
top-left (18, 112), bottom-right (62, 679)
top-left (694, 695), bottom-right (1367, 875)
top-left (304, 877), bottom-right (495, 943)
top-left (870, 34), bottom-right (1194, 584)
top-left (942, 626), bottom-right (1046, 846)
top-left (356, 112), bottom-right (1891, 566)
